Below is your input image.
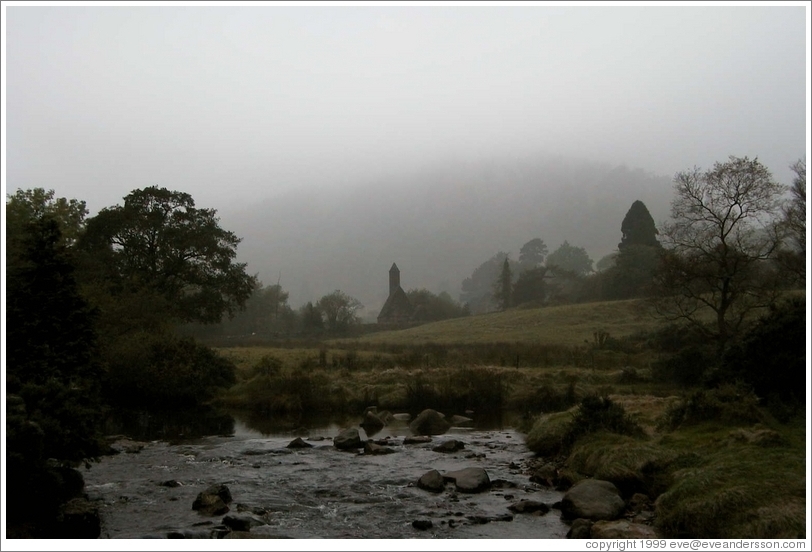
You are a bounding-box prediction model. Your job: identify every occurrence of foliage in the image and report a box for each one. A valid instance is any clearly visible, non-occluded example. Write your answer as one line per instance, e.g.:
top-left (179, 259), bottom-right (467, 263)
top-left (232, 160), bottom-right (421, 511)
top-left (651, 344), bottom-right (715, 386)
top-left (299, 301), bottom-right (325, 334)
top-left (5, 188), bottom-right (88, 258)
top-left (618, 200), bottom-right (661, 250)
top-left (493, 256), bottom-right (513, 310)
top-left (775, 159), bottom-right (806, 284)
top-left (6, 216), bottom-right (104, 464)
top-left (317, 290), bottom-right (363, 333)
top-left (519, 238), bottom-right (548, 267)
top-left (460, 251), bottom-right (517, 314)
top-left (104, 331), bottom-right (237, 406)
top-left (569, 395), bottom-right (644, 440)
top-left (511, 266), bottom-right (550, 306)
top-left (658, 384), bottom-right (764, 430)
top-left (718, 298), bottom-right (806, 411)
top-left (79, 186), bottom-right (255, 325)
top-left (406, 288), bottom-right (469, 322)
top-left (546, 241), bottom-right (594, 276)
top-left (651, 156), bottom-right (786, 355)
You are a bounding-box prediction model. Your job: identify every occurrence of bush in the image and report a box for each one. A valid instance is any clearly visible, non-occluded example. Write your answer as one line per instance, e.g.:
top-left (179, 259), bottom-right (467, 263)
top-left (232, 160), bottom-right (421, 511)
top-left (525, 395), bottom-right (643, 457)
top-left (105, 332), bottom-right (237, 406)
top-left (659, 383), bottom-right (764, 430)
top-left (651, 345), bottom-right (714, 386)
top-left (719, 298), bottom-right (806, 413)
top-left (570, 395), bottom-right (644, 439)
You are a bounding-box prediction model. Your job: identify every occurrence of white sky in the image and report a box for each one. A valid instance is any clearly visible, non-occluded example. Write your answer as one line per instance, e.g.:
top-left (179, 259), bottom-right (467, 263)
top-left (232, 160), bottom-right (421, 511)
top-left (3, 2), bottom-right (809, 216)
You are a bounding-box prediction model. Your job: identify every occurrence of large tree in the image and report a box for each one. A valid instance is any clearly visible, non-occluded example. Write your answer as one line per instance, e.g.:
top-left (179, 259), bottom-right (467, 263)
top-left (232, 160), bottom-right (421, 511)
top-left (6, 188), bottom-right (88, 261)
top-left (651, 156), bottom-right (786, 354)
top-left (519, 238), bottom-right (548, 268)
top-left (605, 200), bottom-right (663, 299)
top-left (80, 187), bottom-right (255, 325)
top-left (317, 290), bottom-right (364, 333)
top-left (618, 200), bottom-right (660, 250)
top-left (460, 251), bottom-right (517, 314)
top-left (546, 241), bottom-right (593, 276)
top-left (512, 266), bottom-right (549, 306)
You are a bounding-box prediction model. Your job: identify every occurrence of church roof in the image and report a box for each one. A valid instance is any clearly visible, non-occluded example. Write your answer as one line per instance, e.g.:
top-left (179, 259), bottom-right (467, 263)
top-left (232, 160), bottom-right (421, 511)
top-left (377, 286), bottom-right (413, 324)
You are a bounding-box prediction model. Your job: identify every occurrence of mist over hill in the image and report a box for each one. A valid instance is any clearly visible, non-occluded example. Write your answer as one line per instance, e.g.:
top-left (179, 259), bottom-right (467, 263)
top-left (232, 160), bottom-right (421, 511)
top-left (219, 153), bottom-right (674, 319)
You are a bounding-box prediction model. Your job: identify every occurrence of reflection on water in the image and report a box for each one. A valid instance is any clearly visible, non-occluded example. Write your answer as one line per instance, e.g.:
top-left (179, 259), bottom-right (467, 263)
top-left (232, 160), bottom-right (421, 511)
top-left (102, 406), bottom-right (236, 443)
top-left (104, 406), bottom-right (526, 443)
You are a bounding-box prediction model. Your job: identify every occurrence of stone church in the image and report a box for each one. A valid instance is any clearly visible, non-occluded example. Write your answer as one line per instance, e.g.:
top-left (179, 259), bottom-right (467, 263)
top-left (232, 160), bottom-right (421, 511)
top-left (376, 263), bottom-right (414, 325)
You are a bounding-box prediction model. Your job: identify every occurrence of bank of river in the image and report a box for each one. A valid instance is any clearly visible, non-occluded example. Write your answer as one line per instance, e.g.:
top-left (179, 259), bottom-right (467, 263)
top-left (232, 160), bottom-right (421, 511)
top-left (82, 412), bottom-right (569, 539)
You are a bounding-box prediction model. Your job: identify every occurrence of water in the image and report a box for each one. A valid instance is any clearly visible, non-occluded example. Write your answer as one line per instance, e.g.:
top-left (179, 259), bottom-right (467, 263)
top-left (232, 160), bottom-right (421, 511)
top-left (82, 409), bottom-right (569, 539)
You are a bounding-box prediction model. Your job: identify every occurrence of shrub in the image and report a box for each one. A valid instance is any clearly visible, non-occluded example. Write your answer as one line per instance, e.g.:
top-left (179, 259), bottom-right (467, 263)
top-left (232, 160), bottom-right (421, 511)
top-left (658, 383), bottom-right (764, 430)
top-left (525, 395), bottom-right (643, 457)
top-left (252, 355), bottom-right (283, 378)
top-left (570, 395), bottom-right (644, 440)
top-left (718, 298), bottom-right (806, 414)
top-left (105, 332), bottom-right (237, 406)
top-left (651, 345), bottom-right (714, 386)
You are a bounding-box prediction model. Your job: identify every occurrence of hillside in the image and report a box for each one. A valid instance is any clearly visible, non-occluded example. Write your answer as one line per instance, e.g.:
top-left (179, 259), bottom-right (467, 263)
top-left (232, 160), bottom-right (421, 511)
top-left (342, 298), bottom-right (661, 347)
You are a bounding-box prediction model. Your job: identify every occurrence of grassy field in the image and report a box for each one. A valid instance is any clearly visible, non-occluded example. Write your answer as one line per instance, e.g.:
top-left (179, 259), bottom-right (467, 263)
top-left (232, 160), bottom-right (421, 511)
top-left (338, 298), bottom-right (661, 346)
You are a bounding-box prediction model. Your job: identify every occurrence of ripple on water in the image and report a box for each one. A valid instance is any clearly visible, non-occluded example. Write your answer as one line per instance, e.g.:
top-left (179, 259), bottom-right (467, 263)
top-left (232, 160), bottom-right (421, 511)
top-left (83, 425), bottom-right (569, 539)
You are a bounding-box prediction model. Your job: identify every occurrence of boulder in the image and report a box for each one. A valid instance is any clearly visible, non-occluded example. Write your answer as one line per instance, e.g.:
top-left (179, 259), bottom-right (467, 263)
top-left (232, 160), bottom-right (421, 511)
top-left (409, 409), bottom-right (450, 436)
top-left (222, 513), bottom-right (268, 532)
top-left (286, 437), bottom-right (313, 449)
top-left (450, 414), bottom-right (474, 425)
top-left (590, 519), bottom-right (659, 538)
top-left (507, 500), bottom-right (550, 515)
top-left (416, 469), bottom-right (445, 493)
top-left (566, 518), bottom-right (593, 539)
top-left (412, 519), bottom-right (433, 530)
top-left (466, 514), bottom-right (513, 524)
top-left (432, 440), bottom-right (465, 453)
top-left (403, 436), bottom-right (432, 445)
top-left (560, 479), bottom-right (625, 521)
top-left (192, 484), bottom-right (233, 516)
top-left (444, 468), bottom-right (491, 494)
top-left (333, 428), bottom-right (363, 450)
top-left (363, 442), bottom-right (395, 455)
top-left (360, 411), bottom-right (385, 434)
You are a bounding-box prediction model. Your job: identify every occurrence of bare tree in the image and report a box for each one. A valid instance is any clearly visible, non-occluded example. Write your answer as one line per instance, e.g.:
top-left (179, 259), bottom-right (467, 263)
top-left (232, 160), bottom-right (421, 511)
top-left (651, 156), bottom-right (786, 354)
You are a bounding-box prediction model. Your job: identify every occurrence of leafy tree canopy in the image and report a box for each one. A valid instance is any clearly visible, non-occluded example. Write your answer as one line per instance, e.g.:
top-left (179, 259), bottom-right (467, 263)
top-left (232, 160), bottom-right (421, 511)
top-left (317, 290), bottom-right (363, 332)
top-left (6, 188), bottom-right (88, 260)
top-left (519, 238), bottom-right (548, 268)
top-left (407, 289), bottom-right (469, 322)
top-left (80, 186), bottom-right (256, 325)
top-left (546, 241), bottom-right (594, 276)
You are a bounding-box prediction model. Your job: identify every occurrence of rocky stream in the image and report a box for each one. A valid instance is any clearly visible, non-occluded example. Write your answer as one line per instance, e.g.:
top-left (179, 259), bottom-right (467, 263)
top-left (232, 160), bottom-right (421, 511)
top-left (81, 410), bottom-right (571, 539)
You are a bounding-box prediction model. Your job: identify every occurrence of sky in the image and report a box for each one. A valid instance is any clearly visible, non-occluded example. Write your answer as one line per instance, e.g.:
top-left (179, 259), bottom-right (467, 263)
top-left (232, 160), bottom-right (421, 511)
top-left (2, 1), bottom-right (810, 310)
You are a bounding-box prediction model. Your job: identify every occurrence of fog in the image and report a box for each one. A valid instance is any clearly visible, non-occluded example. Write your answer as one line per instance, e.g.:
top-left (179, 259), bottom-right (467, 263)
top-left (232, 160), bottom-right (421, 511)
top-left (4, 4), bottom-right (808, 317)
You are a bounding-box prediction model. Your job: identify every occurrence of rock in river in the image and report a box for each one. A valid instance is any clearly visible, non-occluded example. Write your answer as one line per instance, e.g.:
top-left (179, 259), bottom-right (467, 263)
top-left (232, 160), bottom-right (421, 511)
top-left (443, 468), bottom-right (491, 494)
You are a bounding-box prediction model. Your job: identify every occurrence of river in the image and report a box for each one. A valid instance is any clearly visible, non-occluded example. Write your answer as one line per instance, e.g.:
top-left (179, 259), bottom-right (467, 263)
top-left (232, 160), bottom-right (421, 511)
top-left (81, 408), bottom-right (569, 540)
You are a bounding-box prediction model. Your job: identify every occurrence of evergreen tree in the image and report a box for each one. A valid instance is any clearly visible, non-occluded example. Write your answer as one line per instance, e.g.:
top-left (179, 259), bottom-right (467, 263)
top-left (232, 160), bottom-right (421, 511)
top-left (618, 200), bottom-right (660, 250)
top-left (493, 257), bottom-right (513, 311)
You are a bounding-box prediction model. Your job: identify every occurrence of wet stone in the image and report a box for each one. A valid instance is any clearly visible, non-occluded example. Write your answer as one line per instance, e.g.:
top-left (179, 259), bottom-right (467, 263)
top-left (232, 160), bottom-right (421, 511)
top-left (412, 520), bottom-right (433, 531)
